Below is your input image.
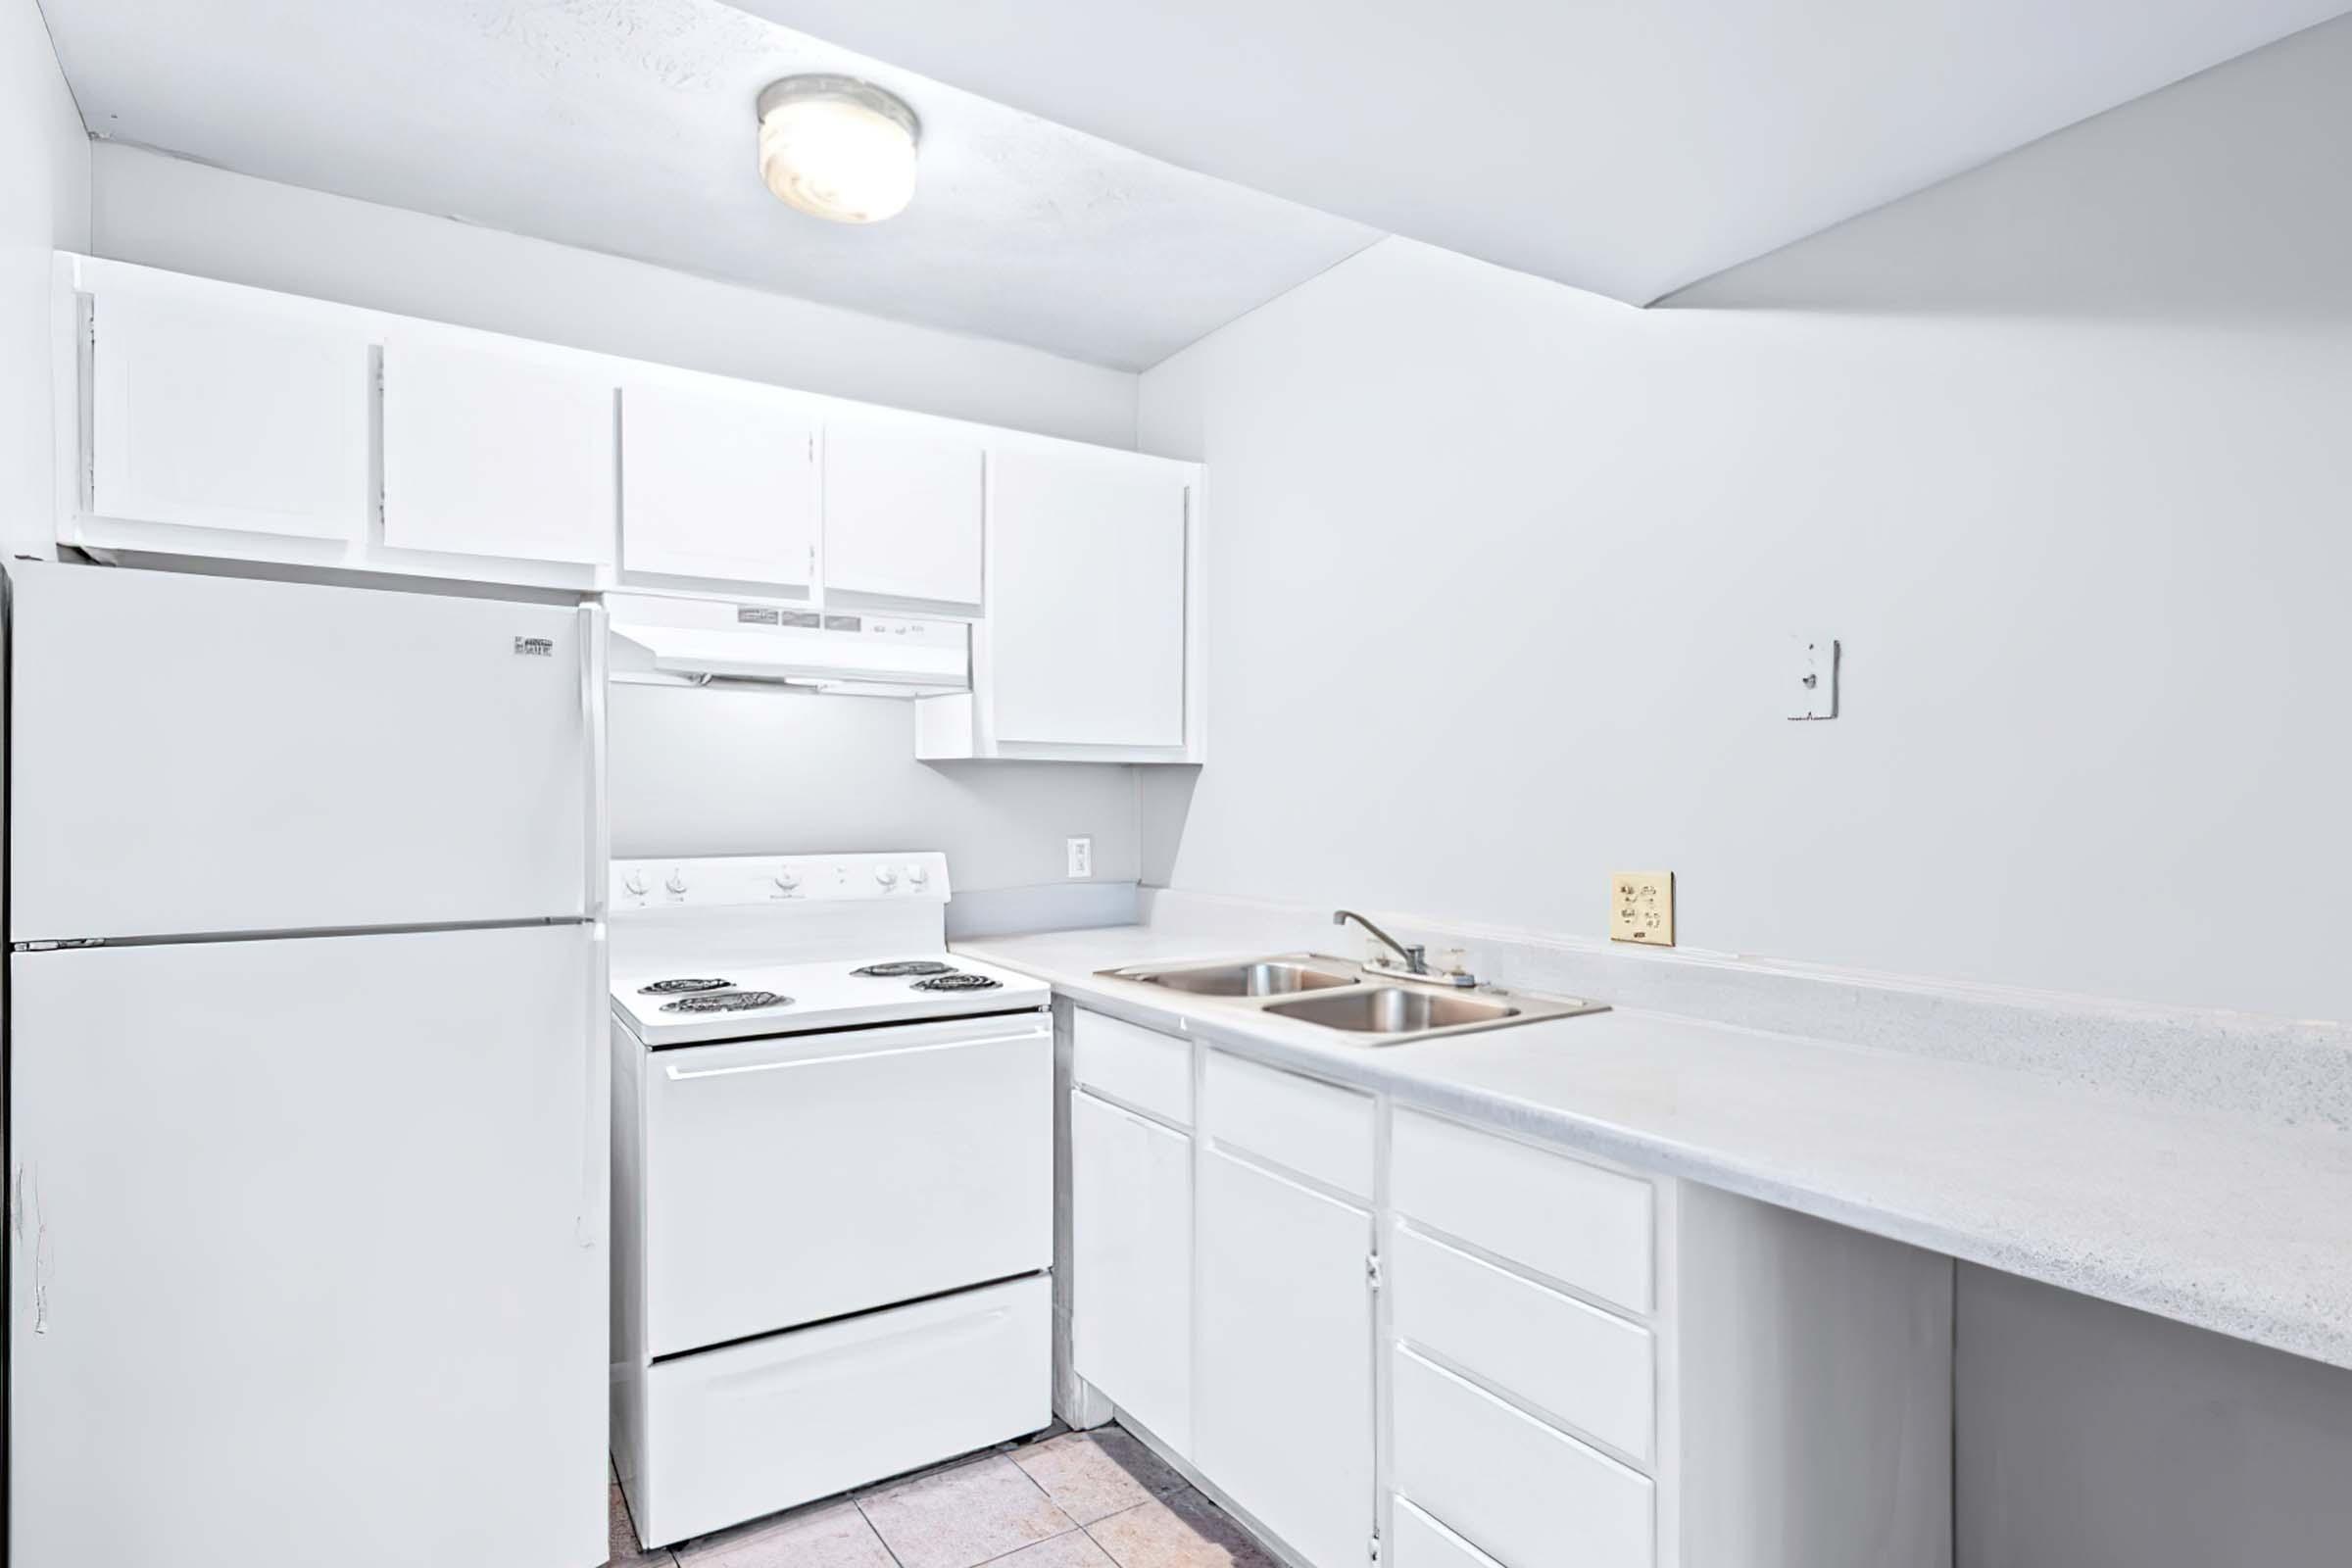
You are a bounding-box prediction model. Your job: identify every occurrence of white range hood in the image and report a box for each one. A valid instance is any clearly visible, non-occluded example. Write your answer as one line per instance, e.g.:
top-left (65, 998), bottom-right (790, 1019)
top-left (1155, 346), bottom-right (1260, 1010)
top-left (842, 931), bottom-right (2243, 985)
top-left (606, 593), bottom-right (969, 697)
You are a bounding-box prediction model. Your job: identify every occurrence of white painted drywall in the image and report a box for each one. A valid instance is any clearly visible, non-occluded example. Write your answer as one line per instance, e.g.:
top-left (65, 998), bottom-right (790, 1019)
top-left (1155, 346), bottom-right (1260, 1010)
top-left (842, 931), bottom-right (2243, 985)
top-left (608, 684), bottom-right (1138, 898)
top-left (87, 142), bottom-right (1137, 448)
top-left (49, 2), bottom-right (1372, 371)
top-left (759, 0), bottom-right (2342, 306)
top-left (1, 0), bottom-right (88, 558)
top-left (1137, 15), bottom-right (2352, 1023)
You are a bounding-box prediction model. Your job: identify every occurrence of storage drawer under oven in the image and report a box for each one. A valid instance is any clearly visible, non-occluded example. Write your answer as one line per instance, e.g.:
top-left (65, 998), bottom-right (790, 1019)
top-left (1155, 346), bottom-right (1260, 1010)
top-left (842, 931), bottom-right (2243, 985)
top-left (642, 1011), bottom-right (1052, 1357)
top-left (637, 1274), bottom-right (1051, 1546)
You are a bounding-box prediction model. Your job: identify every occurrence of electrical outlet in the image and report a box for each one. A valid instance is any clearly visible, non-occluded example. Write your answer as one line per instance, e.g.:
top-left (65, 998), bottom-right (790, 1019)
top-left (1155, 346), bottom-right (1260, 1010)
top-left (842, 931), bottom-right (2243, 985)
top-left (1610, 871), bottom-right (1675, 946)
top-left (1066, 836), bottom-right (1094, 879)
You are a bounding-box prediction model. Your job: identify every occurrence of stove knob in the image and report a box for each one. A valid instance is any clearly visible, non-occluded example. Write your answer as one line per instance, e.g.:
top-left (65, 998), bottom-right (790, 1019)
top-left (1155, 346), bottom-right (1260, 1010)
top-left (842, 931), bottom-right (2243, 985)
top-left (906, 863), bottom-right (930, 888)
top-left (664, 870), bottom-right (688, 895)
top-left (772, 868), bottom-right (801, 892)
top-left (874, 866), bottom-right (899, 889)
top-left (622, 871), bottom-right (649, 897)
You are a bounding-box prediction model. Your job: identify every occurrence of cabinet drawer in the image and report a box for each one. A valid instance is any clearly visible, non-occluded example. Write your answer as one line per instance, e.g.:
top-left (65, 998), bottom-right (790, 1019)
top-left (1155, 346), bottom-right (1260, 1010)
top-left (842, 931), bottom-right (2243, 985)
top-left (1203, 1050), bottom-right (1374, 1198)
top-left (1392, 1224), bottom-right (1654, 1462)
top-left (1392, 1348), bottom-right (1652, 1568)
top-left (1072, 1008), bottom-right (1192, 1127)
top-left (1392, 1108), bottom-right (1652, 1313)
top-left (1392, 1499), bottom-right (1505, 1568)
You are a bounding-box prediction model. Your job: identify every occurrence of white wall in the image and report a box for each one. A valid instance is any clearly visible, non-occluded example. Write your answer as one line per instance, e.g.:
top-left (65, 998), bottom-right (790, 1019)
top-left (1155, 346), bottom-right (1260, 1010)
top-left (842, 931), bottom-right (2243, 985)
top-left (1138, 15), bottom-right (2352, 1023)
top-left (88, 142), bottom-right (1136, 448)
top-left (1, 0), bottom-right (88, 556)
top-left (609, 684), bottom-right (1138, 899)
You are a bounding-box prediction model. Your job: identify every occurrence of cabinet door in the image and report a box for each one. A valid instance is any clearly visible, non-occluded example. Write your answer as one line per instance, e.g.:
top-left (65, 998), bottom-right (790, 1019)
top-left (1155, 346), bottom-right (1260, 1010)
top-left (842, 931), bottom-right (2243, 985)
top-left (1070, 1091), bottom-right (1193, 1454)
top-left (620, 382), bottom-right (815, 588)
top-left (988, 447), bottom-right (1187, 747)
top-left (89, 282), bottom-right (371, 540)
top-left (823, 420), bottom-right (983, 605)
top-left (1195, 1147), bottom-right (1372, 1568)
top-left (382, 335), bottom-right (614, 564)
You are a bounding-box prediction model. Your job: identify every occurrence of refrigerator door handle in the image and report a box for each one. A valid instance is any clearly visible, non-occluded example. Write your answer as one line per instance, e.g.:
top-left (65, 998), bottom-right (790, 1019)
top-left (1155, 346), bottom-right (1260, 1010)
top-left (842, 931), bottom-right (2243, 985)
top-left (577, 921), bottom-right (610, 1251)
top-left (579, 601), bottom-right (611, 919)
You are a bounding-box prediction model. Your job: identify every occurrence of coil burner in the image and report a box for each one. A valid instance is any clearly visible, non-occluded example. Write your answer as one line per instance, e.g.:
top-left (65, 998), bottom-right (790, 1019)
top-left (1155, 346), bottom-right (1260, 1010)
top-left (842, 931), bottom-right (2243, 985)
top-left (660, 990), bottom-right (792, 1014)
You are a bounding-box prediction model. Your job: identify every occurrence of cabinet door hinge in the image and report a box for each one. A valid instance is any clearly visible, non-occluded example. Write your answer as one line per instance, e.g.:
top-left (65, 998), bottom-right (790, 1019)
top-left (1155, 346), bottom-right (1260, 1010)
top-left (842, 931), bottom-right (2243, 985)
top-left (1366, 1252), bottom-right (1383, 1292)
top-left (1369, 1527), bottom-right (1382, 1563)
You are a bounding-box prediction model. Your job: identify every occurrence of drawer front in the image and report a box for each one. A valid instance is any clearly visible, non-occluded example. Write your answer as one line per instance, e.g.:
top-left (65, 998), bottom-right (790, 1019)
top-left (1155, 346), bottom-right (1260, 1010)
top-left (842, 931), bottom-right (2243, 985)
top-left (1073, 1007), bottom-right (1193, 1127)
top-left (645, 1014), bottom-right (1052, 1356)
top-left (640, 1276), bottom-right (1050, 1546)
top-left (1391, 1224), bottom-right (1655, 1462)
top-left (1203, 1049), bottom-right (1375, 1198)
top-left (1392, 1108), bottom-right (1652, 1313)
top-left (1392, 1498), bottom-right (1505, 1568)
top-left (1392, 1348), bottom-right (1652, 1568)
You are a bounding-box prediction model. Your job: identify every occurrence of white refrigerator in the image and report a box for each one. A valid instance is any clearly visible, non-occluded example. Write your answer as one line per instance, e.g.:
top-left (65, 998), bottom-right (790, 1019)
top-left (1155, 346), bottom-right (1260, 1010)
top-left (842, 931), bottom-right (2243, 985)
top-left (5, 562), bottom-right (609, 1566)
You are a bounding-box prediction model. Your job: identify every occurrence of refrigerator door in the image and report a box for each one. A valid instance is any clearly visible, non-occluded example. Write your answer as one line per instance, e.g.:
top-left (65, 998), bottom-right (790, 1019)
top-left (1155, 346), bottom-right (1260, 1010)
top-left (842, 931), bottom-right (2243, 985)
top-left (8, 923), bottom-right (608, 1568)
top-left (7, 562), bottom-right (598, 941)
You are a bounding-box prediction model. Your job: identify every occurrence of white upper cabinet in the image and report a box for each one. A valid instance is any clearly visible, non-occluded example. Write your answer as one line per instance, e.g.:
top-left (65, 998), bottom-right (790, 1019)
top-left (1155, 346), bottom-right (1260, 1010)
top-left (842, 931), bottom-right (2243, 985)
top-left (55, 260), bottom-right (1204, 758)
top-left (985, 445), bottom-right (1191, 749)
top-left (619, 382), bottom-right (816, 590)
top-left (88, 278), bottom-right (371, 541)
top-left (822, 420), bottom-right (984, 607)
top-left (381, 333), bottom-right (615, 565)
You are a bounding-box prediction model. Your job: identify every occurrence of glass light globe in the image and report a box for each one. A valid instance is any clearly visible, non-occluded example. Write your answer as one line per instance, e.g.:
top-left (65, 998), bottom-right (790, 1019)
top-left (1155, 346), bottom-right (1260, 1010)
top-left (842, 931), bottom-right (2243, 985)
top-left (757, 76), bottom-right (921, 225)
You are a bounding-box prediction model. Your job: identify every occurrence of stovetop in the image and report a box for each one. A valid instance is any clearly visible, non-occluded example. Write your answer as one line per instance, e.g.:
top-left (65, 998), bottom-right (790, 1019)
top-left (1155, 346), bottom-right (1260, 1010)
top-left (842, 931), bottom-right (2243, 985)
top-left (611, 953), bottom-right (1047, 1047)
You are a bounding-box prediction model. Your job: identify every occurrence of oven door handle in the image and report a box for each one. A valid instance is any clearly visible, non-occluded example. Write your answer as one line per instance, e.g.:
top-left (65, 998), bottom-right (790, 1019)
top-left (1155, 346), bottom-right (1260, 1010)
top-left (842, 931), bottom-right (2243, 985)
top-left (661, 1028), bottom-right (1048, 1083)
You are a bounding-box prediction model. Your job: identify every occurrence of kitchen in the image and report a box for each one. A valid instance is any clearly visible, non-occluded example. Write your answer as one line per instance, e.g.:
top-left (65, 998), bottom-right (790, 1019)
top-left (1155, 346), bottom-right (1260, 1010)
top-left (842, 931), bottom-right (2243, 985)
top-left (3, 2), bottom-right (2349, 1567)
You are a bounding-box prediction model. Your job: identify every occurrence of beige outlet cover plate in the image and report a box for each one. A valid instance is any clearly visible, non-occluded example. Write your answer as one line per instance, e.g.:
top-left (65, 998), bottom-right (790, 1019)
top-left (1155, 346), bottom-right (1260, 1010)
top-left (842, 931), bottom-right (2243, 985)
top-left (1611, 871), bottom-right (1675, 946)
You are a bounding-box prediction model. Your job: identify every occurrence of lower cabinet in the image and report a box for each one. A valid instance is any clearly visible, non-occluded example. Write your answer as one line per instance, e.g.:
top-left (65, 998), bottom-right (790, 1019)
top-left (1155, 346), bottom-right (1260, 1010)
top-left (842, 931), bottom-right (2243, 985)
top-left (1062, 1009), bottom-right (1954, 1568)
top-left (1068, 1089), bottom-right (1194, 1453)
top-left (1195, 1146), bottom-right (1375, 1568)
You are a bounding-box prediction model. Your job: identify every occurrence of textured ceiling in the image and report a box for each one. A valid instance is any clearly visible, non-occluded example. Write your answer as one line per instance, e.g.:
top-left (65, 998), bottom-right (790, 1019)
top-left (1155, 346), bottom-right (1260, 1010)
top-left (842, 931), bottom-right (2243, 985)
top-left (743, 0), bottom-right (2352, 304)
top-left (38, 0), bottom-right (1378, 368)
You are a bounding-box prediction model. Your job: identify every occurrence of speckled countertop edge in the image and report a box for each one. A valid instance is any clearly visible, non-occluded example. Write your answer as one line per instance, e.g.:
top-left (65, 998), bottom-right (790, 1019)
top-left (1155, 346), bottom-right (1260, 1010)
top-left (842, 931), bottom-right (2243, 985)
top-left (956, 925), bottom-right (2352, 1373)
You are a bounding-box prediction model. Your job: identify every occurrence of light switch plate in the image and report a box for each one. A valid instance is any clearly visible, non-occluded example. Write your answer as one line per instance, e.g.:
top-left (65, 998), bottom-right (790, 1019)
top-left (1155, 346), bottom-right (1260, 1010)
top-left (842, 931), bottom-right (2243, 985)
top-left (1066, 836), bottom-right (1093, 879)
top-left (1610, 871), bottom-right (1675, 946)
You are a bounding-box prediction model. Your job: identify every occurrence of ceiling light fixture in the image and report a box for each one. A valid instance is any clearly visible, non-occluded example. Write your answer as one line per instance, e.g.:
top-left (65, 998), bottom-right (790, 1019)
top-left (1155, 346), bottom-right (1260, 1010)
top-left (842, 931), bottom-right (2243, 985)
top-left (756, 74), bottom-right (921, 224)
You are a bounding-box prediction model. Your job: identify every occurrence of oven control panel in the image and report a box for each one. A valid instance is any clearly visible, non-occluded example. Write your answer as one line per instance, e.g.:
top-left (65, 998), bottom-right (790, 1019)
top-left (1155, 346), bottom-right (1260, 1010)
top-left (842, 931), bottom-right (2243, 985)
top-left (610, 853), bottom-right (951, 910)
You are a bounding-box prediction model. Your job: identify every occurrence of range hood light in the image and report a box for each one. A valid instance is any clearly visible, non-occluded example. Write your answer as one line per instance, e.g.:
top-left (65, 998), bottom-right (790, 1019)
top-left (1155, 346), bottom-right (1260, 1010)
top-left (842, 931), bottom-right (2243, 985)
top-left (757, 74), bottom-right (921, 224)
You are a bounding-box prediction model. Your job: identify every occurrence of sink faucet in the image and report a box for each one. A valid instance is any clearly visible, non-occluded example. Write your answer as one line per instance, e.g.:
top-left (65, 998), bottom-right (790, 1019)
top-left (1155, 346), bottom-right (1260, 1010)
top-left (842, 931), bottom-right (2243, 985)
top-left (1333, 909), bottom-right (1428, 975)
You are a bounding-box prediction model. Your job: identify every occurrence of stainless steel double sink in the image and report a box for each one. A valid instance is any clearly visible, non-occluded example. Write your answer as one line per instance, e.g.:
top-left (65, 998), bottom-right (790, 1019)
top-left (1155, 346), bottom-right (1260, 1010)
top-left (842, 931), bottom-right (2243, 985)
top-left (1095, 954), bottom-right (1606, 1044)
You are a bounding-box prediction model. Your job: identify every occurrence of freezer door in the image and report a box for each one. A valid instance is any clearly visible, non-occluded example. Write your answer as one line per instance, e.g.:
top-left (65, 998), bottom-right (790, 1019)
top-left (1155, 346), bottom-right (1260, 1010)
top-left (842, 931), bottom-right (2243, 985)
top-left (7, 562), bottom-right (597, 940)
top-left (8, 924), bottom-right (608, 1568)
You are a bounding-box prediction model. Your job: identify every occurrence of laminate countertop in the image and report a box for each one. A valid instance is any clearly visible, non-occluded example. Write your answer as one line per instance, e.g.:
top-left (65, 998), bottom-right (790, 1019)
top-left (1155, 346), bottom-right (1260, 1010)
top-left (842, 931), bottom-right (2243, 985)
top-left (956, 924), bottom-right (2352, 1372)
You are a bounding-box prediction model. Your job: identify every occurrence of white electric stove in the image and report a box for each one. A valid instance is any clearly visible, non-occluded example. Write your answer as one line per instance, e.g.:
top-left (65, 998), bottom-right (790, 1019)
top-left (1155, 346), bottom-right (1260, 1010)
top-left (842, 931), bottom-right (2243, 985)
top-left (608, 853), bottom-right (1054, 1550)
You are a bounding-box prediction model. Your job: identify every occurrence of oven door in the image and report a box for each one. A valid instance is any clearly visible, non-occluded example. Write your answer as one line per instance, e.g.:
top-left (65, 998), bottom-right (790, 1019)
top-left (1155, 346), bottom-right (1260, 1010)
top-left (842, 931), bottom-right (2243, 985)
top-left (640, 1008), bottom-right (1051, 1357)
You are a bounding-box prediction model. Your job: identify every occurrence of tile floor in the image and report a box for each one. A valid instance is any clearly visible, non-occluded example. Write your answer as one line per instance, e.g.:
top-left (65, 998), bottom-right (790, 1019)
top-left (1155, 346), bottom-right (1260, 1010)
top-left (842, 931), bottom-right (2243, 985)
top-left (609, 1427), bottom-right (1279, 1568)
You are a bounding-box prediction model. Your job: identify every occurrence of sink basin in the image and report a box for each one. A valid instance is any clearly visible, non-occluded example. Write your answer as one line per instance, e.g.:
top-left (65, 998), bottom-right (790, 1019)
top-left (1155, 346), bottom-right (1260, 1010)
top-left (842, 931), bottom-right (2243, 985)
top-left (1108, 958), bottom-right (1359, 997)
top-left (1098, 952), bottom-right (1607, 1043)
top-left (1262, 987), bottom-right (1520, 1034)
